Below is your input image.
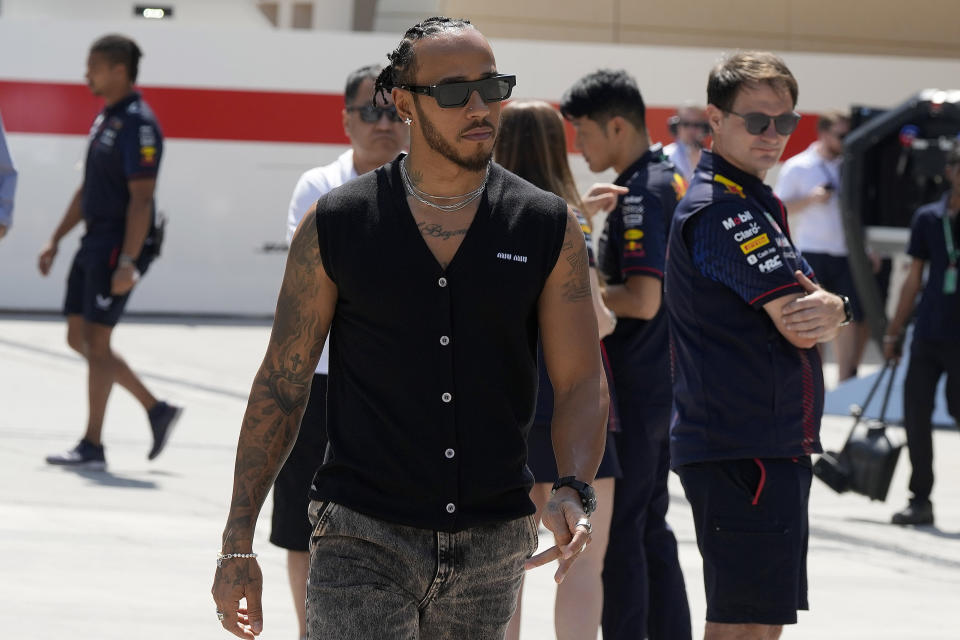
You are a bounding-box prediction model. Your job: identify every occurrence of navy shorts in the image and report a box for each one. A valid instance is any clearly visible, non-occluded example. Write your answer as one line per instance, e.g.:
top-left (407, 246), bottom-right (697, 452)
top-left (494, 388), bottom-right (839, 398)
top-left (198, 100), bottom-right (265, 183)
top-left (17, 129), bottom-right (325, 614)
top-left (801, 252), bottom-right (862, 321)
top-left (677, 457), bottom-right (812, 625)
top-left (63, 245), bottom-right (153, 327)
top-left (271, 374), bottom-right (328, 551)
top-left (526, 422), bottom-right (622, 483)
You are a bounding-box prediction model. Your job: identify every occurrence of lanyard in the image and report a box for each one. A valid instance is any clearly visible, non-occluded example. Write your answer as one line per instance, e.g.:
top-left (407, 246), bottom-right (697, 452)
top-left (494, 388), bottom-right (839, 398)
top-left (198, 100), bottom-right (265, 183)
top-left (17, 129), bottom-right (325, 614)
top-left (944, 213), bottom-right (958, 266)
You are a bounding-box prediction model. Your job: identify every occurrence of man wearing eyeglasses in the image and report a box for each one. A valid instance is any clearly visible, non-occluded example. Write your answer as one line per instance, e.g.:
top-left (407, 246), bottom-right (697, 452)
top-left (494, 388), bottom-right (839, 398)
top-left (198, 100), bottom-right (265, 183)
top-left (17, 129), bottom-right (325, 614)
top-left (665, 52), bottom-right (848, 640)
top-left (212, 17), bottom-right (608, 640)
top-left (272, 63), bottom-right (408, 640)
top-left (775, 110), bottom-right (864, 381)
top-left (664, 102), bottom-right (710, 182)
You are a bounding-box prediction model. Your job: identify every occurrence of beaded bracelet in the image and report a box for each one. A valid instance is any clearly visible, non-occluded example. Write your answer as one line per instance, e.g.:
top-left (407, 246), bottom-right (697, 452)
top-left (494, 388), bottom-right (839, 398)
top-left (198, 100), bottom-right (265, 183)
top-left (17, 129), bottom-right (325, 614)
top-left (217, 552), bottom-right (258, 568)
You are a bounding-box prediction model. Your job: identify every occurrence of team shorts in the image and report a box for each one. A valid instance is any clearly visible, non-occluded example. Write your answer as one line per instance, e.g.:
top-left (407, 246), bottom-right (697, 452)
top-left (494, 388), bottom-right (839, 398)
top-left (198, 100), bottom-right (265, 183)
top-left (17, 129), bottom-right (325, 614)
top-left (270, 374), bottom-right (328, 551)
top-left (63, 245), bottom-right (153, 327)
top-left (676, 457), bottom-right (812, 625)
top-left (526, 422), bottom-right (622, 484)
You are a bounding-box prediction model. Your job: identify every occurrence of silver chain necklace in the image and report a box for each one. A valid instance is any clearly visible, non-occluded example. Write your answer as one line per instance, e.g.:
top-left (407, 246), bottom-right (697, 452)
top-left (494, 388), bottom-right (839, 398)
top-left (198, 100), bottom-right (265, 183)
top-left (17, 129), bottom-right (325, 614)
top-left (400, 157), bottom-right (489, 213)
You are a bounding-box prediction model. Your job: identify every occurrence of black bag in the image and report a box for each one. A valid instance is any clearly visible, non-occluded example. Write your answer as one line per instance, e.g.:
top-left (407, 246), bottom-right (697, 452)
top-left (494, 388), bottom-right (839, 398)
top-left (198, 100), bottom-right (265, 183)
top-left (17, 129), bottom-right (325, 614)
top-left (143, 211), bottom-right (166, 259)
top-left (813, 360), bottom-right (904, 501)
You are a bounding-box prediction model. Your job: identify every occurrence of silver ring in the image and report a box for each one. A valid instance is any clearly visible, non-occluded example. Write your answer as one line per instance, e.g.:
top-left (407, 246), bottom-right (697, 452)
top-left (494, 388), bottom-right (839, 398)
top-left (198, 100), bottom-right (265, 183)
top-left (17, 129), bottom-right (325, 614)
top-left (575, 517), bottom-right (592, 534)
top-left (216, 611), bottom-right (225, 622)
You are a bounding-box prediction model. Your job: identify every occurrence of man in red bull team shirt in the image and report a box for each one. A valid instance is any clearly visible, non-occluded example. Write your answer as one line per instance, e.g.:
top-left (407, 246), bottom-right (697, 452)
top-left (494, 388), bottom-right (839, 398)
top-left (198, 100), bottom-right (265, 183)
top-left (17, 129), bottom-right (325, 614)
top-left (665, 52), bottom-right (849, 639)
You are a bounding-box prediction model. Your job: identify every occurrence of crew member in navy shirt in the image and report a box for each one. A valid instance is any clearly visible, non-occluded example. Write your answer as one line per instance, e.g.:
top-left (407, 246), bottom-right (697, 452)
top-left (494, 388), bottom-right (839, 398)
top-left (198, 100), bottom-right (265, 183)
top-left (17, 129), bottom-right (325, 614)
top-left (665, 52), bottom-right (848, 639)
top-left (884, 146), bottom-right (960, 526)
top-left (39, 35), bottom-right (181, 470)
top-left (562, 69), bottom-right (691, 640)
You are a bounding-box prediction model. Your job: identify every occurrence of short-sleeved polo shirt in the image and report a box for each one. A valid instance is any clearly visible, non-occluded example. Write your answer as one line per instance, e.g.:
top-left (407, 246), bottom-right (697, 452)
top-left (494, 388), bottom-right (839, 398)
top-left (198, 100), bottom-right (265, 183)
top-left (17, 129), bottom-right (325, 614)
top-left (666, 151), bottom-right (824, 466)
top-left (81, 92), bottom-right (162, 248)
top-left (907, 194), bottom-right (960, 341)
top-left (598, 146), bottom-right (686, 411)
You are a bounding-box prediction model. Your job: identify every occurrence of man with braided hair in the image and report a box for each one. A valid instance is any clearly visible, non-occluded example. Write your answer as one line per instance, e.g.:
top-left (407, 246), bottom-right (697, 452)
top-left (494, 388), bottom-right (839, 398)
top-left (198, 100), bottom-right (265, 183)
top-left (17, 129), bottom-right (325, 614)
top-left (211, 17), bottom-right (608, 639)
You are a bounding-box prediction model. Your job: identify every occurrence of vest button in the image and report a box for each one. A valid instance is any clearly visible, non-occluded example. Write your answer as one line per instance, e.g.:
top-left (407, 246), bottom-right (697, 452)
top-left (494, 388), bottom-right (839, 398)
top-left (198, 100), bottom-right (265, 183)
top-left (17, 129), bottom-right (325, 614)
top-left (441, 392), bottom-right (452, 403)
top-left (438, 277), bottom-right (448, 287)
top-left (440, 335), bottom-right (450, 346)
top-left (446, 502), bottom-right (456, 514)
top-left (444, 448), bottom-right (455, 459)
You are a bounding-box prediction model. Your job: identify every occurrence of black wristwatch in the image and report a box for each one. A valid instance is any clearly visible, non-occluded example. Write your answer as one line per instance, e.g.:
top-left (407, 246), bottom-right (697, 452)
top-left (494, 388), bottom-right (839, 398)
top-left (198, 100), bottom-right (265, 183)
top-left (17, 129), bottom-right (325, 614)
top-left (838, 294), bottom-right (853, 327)
top-left (551, 476), bottom-right (597, 515)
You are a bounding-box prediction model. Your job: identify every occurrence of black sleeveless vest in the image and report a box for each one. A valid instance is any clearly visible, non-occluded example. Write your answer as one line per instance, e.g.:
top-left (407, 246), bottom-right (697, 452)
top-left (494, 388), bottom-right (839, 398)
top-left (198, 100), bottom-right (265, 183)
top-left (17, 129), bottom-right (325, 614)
top-left (309, 156), bottom-right (568, 532)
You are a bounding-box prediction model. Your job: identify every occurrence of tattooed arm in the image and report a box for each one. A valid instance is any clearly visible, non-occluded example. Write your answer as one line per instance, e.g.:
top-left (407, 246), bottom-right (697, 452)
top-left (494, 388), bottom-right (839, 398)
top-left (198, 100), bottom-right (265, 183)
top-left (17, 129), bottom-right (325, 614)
top-left (527, 208), bottom-right (609, 582)
top-left (212, 205), bottom-right (336, 638)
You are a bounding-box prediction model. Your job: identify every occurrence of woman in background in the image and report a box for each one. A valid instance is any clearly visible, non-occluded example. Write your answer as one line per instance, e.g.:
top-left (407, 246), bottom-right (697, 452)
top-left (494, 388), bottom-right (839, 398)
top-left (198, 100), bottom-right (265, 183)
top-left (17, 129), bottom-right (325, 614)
top-left (496, 99), bottom-right (619, 640)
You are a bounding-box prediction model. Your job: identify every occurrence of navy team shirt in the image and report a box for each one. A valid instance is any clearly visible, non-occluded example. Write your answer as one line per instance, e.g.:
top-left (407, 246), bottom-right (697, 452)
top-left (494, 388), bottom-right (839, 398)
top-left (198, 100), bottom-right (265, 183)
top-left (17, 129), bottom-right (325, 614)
top-left (598, 145), bottom-right (686, 414)
top-left (665, 150), bottom-right (824, 466)
top-left (907, 194), bottom-right (960, 342)
top-left (82, 91), bottom-right (163, 249)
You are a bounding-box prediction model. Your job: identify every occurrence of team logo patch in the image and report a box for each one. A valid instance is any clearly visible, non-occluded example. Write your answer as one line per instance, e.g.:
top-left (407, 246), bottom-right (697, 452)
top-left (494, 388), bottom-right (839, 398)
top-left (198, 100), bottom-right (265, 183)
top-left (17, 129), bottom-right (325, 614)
top-left (721, 210), bottom-right (753, 230)
top-left (140, 146), bottom-right (157, 165)
top-left (672, 173), bottom-right (688, 200)
top-left (739, 233), bottom-right (769, 254)
top-left (714, 174), bottom-right (746, 199)
top-left (758, 255), bottom-right (784, 273)
top-left (624, 229), bottom-right (644, 240)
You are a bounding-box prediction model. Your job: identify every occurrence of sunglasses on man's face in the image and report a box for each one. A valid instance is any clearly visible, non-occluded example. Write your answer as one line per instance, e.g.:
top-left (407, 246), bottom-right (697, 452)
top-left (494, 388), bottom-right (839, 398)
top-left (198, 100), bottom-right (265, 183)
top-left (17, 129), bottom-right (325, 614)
top-left (396, 74), bottom-right (516, 109)
top-left (727, 110), bottom-right (802, 136)
top-left (347, 104), bottom-right (403, 123)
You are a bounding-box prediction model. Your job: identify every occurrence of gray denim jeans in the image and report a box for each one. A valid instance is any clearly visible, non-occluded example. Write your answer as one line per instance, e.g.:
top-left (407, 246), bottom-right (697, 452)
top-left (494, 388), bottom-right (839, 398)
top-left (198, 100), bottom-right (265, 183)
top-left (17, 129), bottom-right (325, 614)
top-left (306, 500), bottom-right (539, 640)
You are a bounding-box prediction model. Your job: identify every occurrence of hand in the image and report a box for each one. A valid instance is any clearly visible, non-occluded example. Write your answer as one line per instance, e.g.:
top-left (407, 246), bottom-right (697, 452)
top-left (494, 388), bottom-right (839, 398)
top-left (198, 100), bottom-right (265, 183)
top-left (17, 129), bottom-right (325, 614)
top-left (524, 487), bottom-right (592, 584)
top-left (883, 334), bottom-right (903, 363)
top-left (212, 556), bottom-right (264, 638)
top-left (781, 270), bottom-right (846, 343)
top-left (581, 183), bottom-right (628, 219)
top-left (111, 263), bottom-right (139, 295)
top-left (809, 185), bottom-right (832, 205)
top-left (0, 224), bottom-right (7, 240)
top-left (598, 308), bottom-right (617, 339)
top-left (38, 242), bottom-right (58, 275)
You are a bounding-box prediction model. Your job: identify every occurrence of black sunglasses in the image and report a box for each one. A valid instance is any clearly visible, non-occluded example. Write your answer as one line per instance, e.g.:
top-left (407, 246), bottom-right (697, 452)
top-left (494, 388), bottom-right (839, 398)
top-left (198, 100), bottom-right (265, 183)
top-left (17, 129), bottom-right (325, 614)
top-left (346, 104), bottom-right (403, 123)
top-left (395, 74), bottom-right (516, 108)
top-left (727, 110), bottom-right (801, 135)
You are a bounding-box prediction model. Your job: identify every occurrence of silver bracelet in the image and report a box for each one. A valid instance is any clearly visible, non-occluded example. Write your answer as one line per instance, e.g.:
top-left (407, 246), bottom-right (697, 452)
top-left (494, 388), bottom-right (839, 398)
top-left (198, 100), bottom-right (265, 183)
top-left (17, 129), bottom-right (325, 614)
top-left (118, 253), bottom-right (136, 267)
top-left (217, 551), bottom-right (257, 568)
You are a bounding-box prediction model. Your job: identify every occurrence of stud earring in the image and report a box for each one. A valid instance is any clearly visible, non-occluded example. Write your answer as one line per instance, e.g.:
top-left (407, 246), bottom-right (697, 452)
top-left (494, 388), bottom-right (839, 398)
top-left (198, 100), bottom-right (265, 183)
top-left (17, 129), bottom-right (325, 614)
top-left (404, 118), bottom-right (412, 125)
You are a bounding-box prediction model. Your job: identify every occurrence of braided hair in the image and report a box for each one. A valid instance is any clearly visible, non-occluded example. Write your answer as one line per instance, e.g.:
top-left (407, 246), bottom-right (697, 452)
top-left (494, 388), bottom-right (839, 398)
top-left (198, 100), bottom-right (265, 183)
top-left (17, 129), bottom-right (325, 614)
top-left (374, 16), bottom-right (473, 105)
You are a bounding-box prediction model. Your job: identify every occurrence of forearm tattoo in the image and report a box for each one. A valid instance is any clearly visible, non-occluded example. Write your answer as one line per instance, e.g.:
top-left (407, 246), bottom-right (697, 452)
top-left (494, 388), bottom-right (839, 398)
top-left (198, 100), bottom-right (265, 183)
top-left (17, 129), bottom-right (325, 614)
top-left (224, 210), bottom-right (327, 544)
top-left (560, 214), bottom-right (592, 303)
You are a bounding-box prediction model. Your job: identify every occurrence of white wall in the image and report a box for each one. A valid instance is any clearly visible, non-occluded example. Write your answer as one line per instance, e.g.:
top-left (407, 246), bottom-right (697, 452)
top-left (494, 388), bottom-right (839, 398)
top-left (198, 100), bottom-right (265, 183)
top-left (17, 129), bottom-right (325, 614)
top-left (0, 0), bottom-right (272, 26)
top-left (2, 16), bottom-right (960, 315)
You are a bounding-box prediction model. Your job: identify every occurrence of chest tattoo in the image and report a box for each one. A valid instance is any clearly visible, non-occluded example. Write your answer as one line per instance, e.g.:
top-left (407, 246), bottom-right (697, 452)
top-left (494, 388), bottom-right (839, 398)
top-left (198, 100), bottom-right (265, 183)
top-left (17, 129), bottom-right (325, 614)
top-left (417, 221), bottom-right (469, 241)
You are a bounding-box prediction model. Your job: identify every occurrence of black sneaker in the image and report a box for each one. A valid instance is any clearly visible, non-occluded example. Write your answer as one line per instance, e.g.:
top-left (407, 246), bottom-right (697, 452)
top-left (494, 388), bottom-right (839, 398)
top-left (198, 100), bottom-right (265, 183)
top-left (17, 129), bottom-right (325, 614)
top-left (148, 401), bottom-right (183, 460)
top-left (891, 500), bottom-right (934, 526)
top-left (46, 439), bottom-right (107, 470)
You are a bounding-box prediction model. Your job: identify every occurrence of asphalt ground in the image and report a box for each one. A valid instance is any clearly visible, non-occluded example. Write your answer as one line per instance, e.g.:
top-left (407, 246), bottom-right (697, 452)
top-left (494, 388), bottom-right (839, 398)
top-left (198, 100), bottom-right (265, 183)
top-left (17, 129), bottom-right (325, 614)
top-left (1, 314), bottom-right (957, 639)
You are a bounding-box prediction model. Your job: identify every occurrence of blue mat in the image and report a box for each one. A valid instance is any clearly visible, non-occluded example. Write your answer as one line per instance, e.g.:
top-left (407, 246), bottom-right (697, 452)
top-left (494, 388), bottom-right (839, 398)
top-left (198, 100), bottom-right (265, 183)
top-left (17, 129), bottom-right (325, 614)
top-left (824, 330), bottom-right (955, 428)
